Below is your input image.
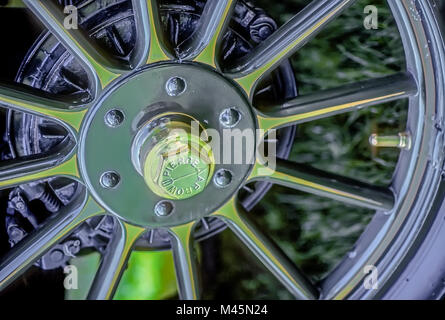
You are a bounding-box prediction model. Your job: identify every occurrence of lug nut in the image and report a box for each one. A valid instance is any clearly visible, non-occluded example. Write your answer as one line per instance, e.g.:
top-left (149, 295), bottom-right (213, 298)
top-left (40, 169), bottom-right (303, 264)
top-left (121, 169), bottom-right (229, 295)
top-left (220, 107), bottom-right (241, 128)
top-left (165, 77), bottom-right (186, 97)
top-left (214, 169), bottom-right (233, 188)
top-left (105, 109), bottom-right (125, 128)
top-left (100, 171), bottom-right (121, 189)
top-left (154, 200), bottom-right (174, 217)
top-left (369, 132), bottom-right (411, 150)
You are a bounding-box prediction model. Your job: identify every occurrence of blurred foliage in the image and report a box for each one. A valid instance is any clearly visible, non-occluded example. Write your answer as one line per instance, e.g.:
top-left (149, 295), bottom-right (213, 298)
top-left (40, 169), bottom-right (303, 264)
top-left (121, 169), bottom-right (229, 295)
top-left (203, 0), bottom-right (407, 299)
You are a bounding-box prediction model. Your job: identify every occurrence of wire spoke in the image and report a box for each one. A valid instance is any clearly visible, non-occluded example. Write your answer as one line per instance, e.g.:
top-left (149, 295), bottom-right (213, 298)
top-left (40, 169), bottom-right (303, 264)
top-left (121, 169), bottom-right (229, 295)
top-left (87, 220), bottom-right (145, 300)
top-left (257, 73), bottom-right (418, 131)
top-left (249, 159), bottom-right (395, 211)
top-left (169, 222), bottom-right (200, 300)
top-left (0, 150), bottom-right (80, 191)
top-left (229, 0), bottom-right (356, 97)
top-left (214, 198), bottom-right (319, 300)
top-left (23, 0), bottom-right (120, 90)
top-left (0, 195), bottom-right (105, 291)
top-left (177, 0), bottom-right (236, 68)
top-left (0, 83), bottom-right (88, 136)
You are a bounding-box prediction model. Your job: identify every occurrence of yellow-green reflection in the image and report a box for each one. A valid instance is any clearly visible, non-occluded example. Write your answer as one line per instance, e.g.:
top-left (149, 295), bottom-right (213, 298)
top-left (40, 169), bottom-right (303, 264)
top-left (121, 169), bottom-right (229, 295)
top-left (114, 251), bottom-right (177, 300)
top-left (66, 250), bottom-right (177, 300)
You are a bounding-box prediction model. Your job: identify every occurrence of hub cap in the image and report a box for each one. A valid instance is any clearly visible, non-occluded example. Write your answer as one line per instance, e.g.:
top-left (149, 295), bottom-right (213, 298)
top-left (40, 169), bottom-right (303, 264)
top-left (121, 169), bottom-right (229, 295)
top-left (79, 64), bottom-right (255, 227)
top-left (139, 114), bottom-right (214, 200)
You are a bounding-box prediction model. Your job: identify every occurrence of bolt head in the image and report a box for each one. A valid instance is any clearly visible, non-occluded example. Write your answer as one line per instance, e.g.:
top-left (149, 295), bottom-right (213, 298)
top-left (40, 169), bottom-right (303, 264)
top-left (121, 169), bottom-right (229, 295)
top-left (214, 169), bottom-right (233, 188)
top-left (144, 130), bottom-right (214, 200)
top-left (100, 171), bottom-right (121, 189)
top-left (105, 109), bottom-right (125, 128)
top-left (50, 249), bottom-right (65, 262)
top-left (165, 77), bottom-right (186, 97)
top-left (259, 26), bottom-right (272, 39)
top-left (15, 201), bottom-right (25, 211)
top-left (8, 226), bottom-right (24, 241)
top-left (220, 108), bottom-right (241, 128)
top-left (154, 201), bottom-right (174, 217)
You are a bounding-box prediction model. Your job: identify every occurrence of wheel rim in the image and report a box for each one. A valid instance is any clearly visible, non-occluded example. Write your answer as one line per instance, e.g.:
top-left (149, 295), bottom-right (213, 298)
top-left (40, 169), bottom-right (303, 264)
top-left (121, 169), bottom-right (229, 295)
top-left (0, 0), bottom-right (443, 300)
top-left (324, 1), bottom-right (445, 299)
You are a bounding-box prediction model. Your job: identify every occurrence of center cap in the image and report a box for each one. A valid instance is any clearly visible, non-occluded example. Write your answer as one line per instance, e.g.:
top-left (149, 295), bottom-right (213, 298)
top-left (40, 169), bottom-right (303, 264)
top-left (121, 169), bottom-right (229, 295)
top-left (147, 144), bottom-right (211, 200)
top-left (140, 116), bottom-right (214, 200)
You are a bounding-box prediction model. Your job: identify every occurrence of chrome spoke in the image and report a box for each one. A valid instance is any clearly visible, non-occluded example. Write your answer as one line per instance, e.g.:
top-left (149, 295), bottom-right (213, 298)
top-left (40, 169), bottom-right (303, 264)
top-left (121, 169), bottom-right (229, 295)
top-left (0, 195), bottom-right (105, 291)
top-left (87, 220), bottom-right (145, 300)
top-left (0, 83), bottom-right (88, 136)
top-left (0, 151), bottom-right (80, 191)
top-left (177, 0), bottom-right (236, 68)
top-left (214, 198), bottom-right (319, 300)
top-left (169, 222), bottom-right (200, 300)
top-left (229, 0), bottom-right (355, 97)
top-left (23, 0), bottom-right (120, 90)
top-left (249, 159), bottom-right (395, 211)
top-left (132, 0), bottom-right (172, 66)
top-left (140, 0), bottom-right (172, 64)
top-left (257, 73), bottom-right (417, 131)
top-left (130, 0), bottom-right (152, 68)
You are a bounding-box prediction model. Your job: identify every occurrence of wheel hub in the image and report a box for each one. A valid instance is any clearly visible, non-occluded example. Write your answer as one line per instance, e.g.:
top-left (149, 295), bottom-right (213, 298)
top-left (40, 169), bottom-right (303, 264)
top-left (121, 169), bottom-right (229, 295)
top-left (79, 63), bottom-right (256, 228)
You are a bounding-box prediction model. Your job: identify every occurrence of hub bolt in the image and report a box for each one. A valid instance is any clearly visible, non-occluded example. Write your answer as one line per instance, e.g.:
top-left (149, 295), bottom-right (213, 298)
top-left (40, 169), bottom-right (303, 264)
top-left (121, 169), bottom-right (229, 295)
top-left (154, 200), bottom-right (174, 217)
top-left (105, 109), bottom-right (125, 128)
top-left (214, 169), bottom-right (233, 188)
top-left (137, 114), bottom-right (215, 200)
top-left (100, 171), bottom-right (121, 189)
top-left (220, 107), bottom-right (241, 128)
top-left (165, 77), bottom-right (186, 97)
